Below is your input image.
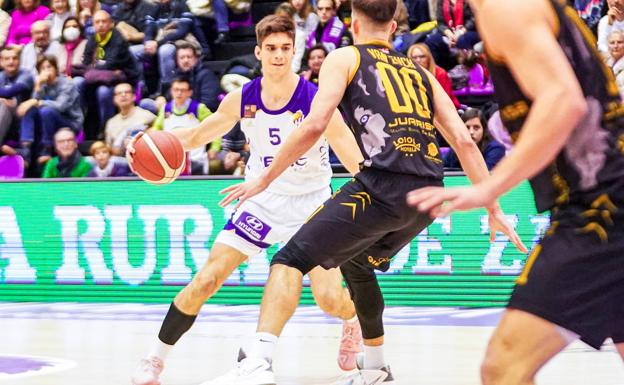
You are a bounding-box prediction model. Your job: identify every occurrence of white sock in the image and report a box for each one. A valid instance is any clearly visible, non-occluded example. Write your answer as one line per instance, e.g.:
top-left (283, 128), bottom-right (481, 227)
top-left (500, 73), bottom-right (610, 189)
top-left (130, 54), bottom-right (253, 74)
top-left (346, 315), bottom-right (358, 323)
top-left (147, 340), bottom-right (174, 362)
top-left (247, 332), bottom-right (278, 362)
top-left (363, 344), bottom-right (385, 369)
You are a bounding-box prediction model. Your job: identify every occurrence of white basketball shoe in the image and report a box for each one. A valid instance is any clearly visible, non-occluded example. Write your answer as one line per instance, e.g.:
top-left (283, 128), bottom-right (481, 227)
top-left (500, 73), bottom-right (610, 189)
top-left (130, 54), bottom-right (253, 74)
top-left (198, 349), bottom-right (276, 385)
top-left (131, 356), bottom-right (164, 385)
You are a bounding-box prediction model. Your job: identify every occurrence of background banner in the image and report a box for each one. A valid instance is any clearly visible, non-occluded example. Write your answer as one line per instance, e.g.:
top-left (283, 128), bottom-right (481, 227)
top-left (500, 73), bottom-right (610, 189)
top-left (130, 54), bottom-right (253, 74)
top-left (0, 177), bottom-right (546, 307)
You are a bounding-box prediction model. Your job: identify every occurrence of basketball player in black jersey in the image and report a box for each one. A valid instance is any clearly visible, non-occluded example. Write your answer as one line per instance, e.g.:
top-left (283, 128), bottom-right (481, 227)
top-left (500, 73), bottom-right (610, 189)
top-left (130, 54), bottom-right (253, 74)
top-left (408, 0), bottom-right (624, 384)
top-left (215, 0), bottom-right (526, 384)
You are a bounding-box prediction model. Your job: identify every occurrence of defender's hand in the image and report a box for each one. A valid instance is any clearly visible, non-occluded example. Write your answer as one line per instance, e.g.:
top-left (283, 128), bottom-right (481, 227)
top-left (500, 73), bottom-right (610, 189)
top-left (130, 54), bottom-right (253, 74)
top-left (219, 178), bottom-right (269, 209)
top-left (487, 206), bottom-right (528, 253)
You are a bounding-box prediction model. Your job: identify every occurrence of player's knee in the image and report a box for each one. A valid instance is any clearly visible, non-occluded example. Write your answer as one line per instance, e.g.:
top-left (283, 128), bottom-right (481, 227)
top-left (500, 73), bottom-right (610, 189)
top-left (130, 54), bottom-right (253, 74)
top-left (313, 287), bottom-right (343, 317)
top-left (481, 339), bottom-right (532, 385)
top-left (191, 272), bottom-right (221, 300)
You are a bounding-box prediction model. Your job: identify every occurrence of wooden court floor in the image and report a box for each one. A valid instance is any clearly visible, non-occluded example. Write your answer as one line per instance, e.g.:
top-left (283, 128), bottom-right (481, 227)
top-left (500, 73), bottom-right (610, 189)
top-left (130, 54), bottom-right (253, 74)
top-left (0, 303), bottom-right (622, 385)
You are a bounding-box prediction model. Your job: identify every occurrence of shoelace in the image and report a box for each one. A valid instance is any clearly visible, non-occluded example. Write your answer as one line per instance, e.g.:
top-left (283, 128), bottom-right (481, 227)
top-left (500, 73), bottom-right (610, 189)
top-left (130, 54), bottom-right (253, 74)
top-left (341, 324), bottom-right (361, 352)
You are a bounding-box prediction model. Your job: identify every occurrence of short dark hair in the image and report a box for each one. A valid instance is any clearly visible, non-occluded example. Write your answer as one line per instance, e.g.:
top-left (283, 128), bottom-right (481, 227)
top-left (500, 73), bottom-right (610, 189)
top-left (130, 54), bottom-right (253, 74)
top-left (255, 15), bottom-right (295, 46)
top-left (36, 55), bottom-right (58, 73)
top-left (352, 0), bottom-right (397, 24)
top-left (171, 76), bottom-right (192, 89)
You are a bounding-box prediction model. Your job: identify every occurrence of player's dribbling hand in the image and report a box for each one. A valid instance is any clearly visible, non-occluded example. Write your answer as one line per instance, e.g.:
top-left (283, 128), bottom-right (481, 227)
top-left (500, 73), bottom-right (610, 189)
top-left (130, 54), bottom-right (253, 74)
top-left (125, 131), bottom-right (144, 172)
top-left (219, 178), bottom-right (269, 209)
top-left (406, 185), bottom-right (528, 254)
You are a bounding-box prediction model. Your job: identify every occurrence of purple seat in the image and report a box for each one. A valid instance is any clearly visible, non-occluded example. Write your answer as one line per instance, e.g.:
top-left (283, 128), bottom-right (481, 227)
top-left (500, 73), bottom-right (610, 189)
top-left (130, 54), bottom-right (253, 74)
top-left (0, 155), bottom-right (25, 179)
top-left (453, 64), bottom-right (494, 97)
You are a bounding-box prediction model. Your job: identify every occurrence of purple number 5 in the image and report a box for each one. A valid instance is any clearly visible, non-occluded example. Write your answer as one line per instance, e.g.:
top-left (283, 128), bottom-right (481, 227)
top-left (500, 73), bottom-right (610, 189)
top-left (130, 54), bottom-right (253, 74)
top-left (269, 127), bottom-right (281, 145)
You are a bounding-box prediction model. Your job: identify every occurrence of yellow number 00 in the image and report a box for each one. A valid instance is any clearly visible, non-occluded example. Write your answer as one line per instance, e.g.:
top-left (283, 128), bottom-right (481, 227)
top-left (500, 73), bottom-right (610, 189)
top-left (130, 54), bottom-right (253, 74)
top-left (376, 62), bottom-right (431, 119)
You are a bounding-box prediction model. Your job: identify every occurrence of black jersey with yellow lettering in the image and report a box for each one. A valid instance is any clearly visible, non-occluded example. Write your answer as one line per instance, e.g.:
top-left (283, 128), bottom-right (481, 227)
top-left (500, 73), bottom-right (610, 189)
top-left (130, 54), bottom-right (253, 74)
top-left (487, 0), bottom-right (624, 213)
top-left (340, 41), bottom-right (443, 178)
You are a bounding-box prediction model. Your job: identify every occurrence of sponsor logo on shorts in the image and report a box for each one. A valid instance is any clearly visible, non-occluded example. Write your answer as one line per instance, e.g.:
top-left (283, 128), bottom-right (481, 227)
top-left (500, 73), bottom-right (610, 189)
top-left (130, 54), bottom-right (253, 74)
top-left (234, 211), bottom-right (271, 241)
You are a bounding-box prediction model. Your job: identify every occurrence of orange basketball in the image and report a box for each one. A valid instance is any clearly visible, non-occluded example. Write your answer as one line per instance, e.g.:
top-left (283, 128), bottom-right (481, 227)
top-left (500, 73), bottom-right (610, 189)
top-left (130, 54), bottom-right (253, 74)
top-left (132, 131), bottom-right (185, 185)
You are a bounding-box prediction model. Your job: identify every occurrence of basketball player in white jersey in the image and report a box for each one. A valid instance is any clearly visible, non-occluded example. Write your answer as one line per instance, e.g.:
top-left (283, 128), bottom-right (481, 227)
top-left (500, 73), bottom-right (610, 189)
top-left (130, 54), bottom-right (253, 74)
top-left (128, 15), bottom-right (365, 385)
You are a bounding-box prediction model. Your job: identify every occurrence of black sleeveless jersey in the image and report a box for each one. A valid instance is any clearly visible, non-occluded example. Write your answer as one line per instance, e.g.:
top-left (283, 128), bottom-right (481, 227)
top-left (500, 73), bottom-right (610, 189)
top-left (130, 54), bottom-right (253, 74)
top-left (487, 0), bottom-right (624, 213)
top-left (340, 41), bottom-right (443, 178)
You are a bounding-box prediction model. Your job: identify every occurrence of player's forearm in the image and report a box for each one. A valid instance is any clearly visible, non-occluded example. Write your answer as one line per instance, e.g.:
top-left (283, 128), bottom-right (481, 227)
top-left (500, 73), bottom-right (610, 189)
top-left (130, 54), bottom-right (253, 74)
top-left (169, 127), bottom-right (196, 151)
top-left (481, 90), bottom-right (587, 200)
top-left (260, 118), bottom-right (326, 185)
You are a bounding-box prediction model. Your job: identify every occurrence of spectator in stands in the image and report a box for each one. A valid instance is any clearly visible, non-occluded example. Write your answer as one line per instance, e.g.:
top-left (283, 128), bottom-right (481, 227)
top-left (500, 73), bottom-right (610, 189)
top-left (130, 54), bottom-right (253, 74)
top-left (87, 140), bottom-right (130, 177)
top-left (45, 0), bottom-right (71, 41)
top-left (576, 0), bottom-right (606, 32)
top-left (113, 0), bottom-right (158, 48)
top-left (607, 29), bottom-right (624, 98)
top-left (20, 20), bottom-right (63, 76)
top-left (209, 123), bottom-right (248, 175)
top-left (424, 0), bottom-right (479, 68)
top-left (408, 43), bottom-right (460, 108)
top-left (0, 8), bottom-right (10, 46)
top-left (290, 0), bottom-right (318, 72)
top-left (58, 16), bottom-right (86, 76)
top-left (300, 44), bottom-right (327, 85)
top-left (146, 41), bottom-right (219, 113)
top-left (81, 10), bottom-right (140, 129)
top-left (152, 76), bottom-right (215, 174)
top-left (42, 127), bottom-right (91, 177)
top-left (598, 0), bottom-right (624, 55)
top-left (0, 47), bottom-right (33, 147)
top-left (306, 0), bottom-right (351, 52)
top-left (188, 0), bottom-right (230, 53)
top-left (137, 0), bottom-right (194, 89)
top-left (443, 108), bottom-right (505, 170)
top-left (105, 82), bottom-right (156, 155)
top-left (6, 0), bottom-right (50, 46)
top-left (15, 55), bottom-right (82, 166)
top-left (76, 0), bottom-right (99, 38)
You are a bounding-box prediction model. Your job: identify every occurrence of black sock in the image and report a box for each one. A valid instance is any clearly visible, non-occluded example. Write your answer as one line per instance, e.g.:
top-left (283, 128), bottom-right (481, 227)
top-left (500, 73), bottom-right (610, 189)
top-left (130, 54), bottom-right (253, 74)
top-left (158, 303), bottom-right (197, 345)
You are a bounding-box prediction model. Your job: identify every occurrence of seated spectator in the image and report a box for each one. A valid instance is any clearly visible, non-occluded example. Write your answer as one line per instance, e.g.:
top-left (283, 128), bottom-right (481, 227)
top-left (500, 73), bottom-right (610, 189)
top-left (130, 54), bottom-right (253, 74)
top-left (188, 0), bottom-right (230, 56)
top-left (19, 20), bottom-right (63, 76)
top-left (87, 140), bottom-right (130, 177)
top-left (143, 41), bottom-right (219, 113)
top-left (576, 0), bottom-right (605, 32)
top-left (444, 108), bottom-right (505, 170)
top-left (79, 10), bottom-right (140, 130)
top-left (113, 0), bottom-right (158, 48)
top-left (105, 83), bottom-right (156, 156)
top-left (6, 0), bottom-right (50, 46)
top-left (0, 47), bottom-right (34, 146)
top-left (58, 16), bottom-right (87, 76)
top-left (137, 0), bottom-right (195, 88)
top-left (408, 43), bottom-right (460, 108)
top-left (306, 0), bottom-right (351, 52)
top-left (598, 0), bottom-right (624, 56)
top-left (76, 0), bottom-right (99, 38)
top-left (0, 8), bottom-right (10, 46)
top-left (424, 0), bottom-right (480, 69)
top-left (290, 0), bottom-right (318, 72)
top-left (14, 55), bottom-right (82, 166)
top-left (152, 77), bottom-right (215, 174)
top-left (45, 0), bottom-right (71, 41)
top-left (300, 44), bottom-right (327, 85)
top-left (607, 29), bottom-right (624, 98)
top-left (210, 123), bottom-right (248, 175)
top-left (42, 127), bottom-right (92, 177)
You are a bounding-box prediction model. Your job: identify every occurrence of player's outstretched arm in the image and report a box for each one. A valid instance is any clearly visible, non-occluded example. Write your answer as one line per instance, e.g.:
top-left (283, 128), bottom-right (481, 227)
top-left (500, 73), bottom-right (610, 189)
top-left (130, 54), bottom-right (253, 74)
top-left (219, 47), bottom-right (357, 208)
top-left (127, 90), bottom-right (242, 166)
top-left (324, 109), bottom-right (363, 175)
top-left (408, 0), bottom-right (587, 218)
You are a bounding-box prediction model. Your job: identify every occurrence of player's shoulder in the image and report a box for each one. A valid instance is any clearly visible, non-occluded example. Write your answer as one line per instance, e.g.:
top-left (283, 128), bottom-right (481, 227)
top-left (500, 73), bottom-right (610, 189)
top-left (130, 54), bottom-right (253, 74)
top-left (479, 0), bottom-right (552, 23)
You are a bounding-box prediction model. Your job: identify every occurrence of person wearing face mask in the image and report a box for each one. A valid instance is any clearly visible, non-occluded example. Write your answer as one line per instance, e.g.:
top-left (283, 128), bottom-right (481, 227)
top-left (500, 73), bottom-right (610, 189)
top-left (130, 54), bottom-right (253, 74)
top-left (58, 16), bottom-right (87, 77)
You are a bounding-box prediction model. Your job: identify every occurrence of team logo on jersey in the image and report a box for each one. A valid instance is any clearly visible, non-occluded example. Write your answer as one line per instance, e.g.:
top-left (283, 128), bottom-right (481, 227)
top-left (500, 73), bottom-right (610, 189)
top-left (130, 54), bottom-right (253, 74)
top-left (234, 211), bottom-right (271, 241)
top-left (292, 110), bottom-right (304, 126)
top-left (425, 142), bottom-right (443, 164)
top-left (392, 137), bottom-right (421, 157)
top-left (244, 104), bottom-right (257, 118)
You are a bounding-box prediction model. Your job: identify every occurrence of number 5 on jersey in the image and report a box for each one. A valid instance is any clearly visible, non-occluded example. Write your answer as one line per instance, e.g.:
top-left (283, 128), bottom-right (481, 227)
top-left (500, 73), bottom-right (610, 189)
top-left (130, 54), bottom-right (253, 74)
top-left (376, 62), bottom-right (432, 119)
top-left (269, 127), bottom-right (281, 145)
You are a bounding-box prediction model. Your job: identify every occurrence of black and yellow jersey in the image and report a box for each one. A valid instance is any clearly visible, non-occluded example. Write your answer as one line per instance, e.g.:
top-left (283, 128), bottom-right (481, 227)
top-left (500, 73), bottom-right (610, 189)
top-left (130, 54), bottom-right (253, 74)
top-left (487, 0), bottom-right (624, 213)
top-left (340, 41), bottom-right (443, 179)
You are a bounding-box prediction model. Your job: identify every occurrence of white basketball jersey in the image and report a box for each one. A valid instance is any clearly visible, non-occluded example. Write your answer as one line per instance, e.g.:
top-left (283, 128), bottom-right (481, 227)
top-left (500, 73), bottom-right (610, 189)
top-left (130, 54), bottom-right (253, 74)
top-left (239, 77), bottom-right (331, 195)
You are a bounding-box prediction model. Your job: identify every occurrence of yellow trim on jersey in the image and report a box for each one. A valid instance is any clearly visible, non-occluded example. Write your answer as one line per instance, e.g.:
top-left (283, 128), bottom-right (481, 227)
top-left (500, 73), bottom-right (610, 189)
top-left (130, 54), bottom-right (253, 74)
top-left (347, 46), bottom-right (361, 85)
top-left (360, 39), bottom-right (393, 49)
top-left (516, 244), bottom-right (542, 285)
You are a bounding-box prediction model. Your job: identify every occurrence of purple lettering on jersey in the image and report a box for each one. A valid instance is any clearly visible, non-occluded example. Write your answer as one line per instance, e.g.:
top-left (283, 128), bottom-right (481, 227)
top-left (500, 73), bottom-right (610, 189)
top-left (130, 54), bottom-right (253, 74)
top-left (234, 211), bottom-right (272, 241)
